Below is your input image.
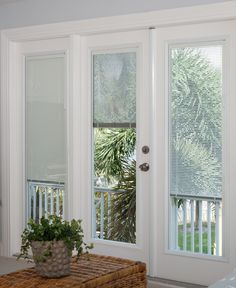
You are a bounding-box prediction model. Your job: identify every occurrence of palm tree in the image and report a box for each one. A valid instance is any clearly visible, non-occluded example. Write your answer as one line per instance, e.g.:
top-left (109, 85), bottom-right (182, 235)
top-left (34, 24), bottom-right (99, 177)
top-left (94, 128), bottom-right (136, 243)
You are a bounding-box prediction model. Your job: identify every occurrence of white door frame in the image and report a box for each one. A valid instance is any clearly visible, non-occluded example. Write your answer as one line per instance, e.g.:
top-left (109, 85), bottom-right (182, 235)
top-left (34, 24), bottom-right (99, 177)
top-left (1, 0), bottom-right (236, 280)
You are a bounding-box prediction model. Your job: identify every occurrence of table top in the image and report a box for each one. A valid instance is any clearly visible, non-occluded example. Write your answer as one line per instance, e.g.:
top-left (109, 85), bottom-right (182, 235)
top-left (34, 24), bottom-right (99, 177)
top-left (0, 256), bottom-right (34, 275)
top-left (0, 254), bottom-right (147, 288)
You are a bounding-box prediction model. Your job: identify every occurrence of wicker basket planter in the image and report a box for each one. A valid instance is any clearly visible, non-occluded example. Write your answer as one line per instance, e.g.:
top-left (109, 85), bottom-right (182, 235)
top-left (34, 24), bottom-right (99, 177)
top-left (31, 240), bottom-right (71, 278)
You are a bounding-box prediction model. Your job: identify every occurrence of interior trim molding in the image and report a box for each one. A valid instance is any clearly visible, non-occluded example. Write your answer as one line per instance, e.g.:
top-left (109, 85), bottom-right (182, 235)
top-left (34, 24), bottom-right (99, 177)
top-left (0, 32), bottom-right (10, 257)
top-left (1, 1), bottom-right (236, 41)
top-left (148, 277), bottom-right (207, 288)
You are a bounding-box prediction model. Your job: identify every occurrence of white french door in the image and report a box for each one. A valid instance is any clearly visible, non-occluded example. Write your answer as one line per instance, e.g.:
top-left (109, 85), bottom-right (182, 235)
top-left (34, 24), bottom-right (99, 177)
top-left (79, 30), bottom-right (150, 264)
top-left (5, 38), bottom-right (70, 256)
top-left (151, 21), bottom-right (236, 285)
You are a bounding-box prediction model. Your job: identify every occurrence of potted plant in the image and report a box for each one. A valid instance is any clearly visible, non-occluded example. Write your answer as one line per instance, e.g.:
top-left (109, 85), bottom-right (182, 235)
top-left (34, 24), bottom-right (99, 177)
top-left (18, 215), bottom-right (93, 278)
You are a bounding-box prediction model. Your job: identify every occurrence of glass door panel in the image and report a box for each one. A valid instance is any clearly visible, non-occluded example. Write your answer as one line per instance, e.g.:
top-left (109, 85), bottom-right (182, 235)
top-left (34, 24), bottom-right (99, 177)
top-left (92, 51), bottom-right (137, 243)
top-left (26, 54), bottom-right (66, 222)
top-left (169, 45), bottom-right (223, 256)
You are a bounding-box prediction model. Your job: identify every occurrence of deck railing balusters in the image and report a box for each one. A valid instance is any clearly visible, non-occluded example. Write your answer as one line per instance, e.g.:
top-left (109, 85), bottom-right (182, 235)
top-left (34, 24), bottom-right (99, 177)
top-left (172, 195), bottom-right (222, 256)
top-left (93, 187), bottom-right (126, 239)
top-left (27, 180), bottom-right (65, 222)
top-left (27, 180), bottom-right (222, 256)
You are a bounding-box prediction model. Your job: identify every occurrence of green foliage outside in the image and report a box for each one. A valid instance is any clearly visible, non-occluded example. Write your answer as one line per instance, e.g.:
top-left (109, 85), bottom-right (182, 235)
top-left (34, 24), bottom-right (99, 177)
top-left (94, 128), bottom-right (136, 243)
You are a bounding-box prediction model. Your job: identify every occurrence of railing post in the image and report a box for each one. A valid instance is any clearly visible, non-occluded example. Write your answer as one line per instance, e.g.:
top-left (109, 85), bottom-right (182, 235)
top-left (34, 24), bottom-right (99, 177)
top-left (56, 189), bottom-right (60, 215)
top-left (207, 201), bottom-right (212, 255)
top-left (107, 193), bottom-right (111, 237)
top-left (33, 185), bottom-right (37, 220)
top-left (27, 181), bottom-right (32, 220)
top-left (39, 188), bottom-right (43, 220)
top-left (50, 188), bottom-right (54, 215)
top-left (190, 200), bottom-right (195, 253)
top-left (215, 201), bottom-right (220, 256)
top-left (100, 193), bottom-right (105, 239)
top-left (92, 192), bottom-right (97, 238)
top-left (219, 201), bottom-right (222, 256)
top-left (183, 200), bottom-right (187, 251)
top-left (169, 197), bottom-right (177, 250)
top-left (62, 189), bottom-right (65, 219)
top-left (171, 197), bottom-right (179, 250)
top-left (45, 189), bottom-right (48, 219)
top-left (198, 200), bottom-right (203, 254)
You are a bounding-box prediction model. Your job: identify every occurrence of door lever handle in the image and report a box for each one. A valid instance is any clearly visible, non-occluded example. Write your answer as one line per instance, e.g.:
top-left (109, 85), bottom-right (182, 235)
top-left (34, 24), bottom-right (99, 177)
top-left (139, 163), bottom-right (149, 172)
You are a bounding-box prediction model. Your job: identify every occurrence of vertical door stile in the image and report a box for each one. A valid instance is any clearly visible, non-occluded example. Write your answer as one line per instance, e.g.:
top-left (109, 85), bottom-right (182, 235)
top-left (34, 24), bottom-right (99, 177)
top-left (149, 27), bottom-right (159, 277)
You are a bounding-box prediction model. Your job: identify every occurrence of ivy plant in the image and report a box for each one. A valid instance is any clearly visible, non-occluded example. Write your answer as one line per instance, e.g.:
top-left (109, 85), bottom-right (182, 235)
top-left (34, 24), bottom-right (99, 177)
top-left (18, 215), bottom-right (93, 262)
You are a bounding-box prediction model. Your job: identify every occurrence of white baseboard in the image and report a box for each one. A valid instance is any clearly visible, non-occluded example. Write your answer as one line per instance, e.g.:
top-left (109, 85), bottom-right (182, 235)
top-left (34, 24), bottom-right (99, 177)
top-left (148, 280), bottom-right (181, 288)
top-left (148, 278), bottom-right (207, 288)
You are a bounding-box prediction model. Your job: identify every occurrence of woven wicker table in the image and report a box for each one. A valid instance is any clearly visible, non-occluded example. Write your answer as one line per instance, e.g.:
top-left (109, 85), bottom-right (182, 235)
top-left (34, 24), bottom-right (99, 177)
top-left (0, 254), bottom-right (147, 287)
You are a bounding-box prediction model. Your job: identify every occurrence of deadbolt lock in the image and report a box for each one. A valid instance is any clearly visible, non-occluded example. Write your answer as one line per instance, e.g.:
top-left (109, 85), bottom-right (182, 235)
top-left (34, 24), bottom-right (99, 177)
top-left (142, 146), bottom-right (150, 154)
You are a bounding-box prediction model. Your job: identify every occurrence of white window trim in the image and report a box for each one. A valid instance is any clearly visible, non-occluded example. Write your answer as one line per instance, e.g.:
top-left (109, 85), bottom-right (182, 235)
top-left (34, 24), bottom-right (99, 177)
top-left (1, 1), bottom-right (236, 257)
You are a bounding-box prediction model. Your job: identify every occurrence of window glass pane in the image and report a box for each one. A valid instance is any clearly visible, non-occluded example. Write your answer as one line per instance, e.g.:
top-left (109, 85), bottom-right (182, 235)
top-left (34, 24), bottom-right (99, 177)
top-left (92, 51), bottom-right (137, 243)
top-left (169, 45), bottom-right (223, 256)
top-left (26, 55), bottom-right (66, 221)
top-left (93, 52), bottom-right (136, 125)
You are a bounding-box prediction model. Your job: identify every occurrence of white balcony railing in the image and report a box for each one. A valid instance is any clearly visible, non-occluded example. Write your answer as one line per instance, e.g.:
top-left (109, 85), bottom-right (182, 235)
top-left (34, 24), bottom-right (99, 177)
top-left (170, 195), bottom-right (222, 256)
top-left (27, 180), bottom-right (65, 221)
top-left (27, 180), bottom-right (222, 256)
top-left (93, 187), bottom-right (126, 240)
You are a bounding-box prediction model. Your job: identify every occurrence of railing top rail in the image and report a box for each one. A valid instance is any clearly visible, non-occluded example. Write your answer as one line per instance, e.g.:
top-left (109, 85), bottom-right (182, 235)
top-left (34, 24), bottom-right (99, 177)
top-left (94, 187), bottom-right (127, 194)
top-left (28, 179), bottom-right (65, 185)
top-left (170, 194), bottom-right (222, 201)
top-left (27, 180), bottom-right (126, 194)
top-left (27, 179), bottom-right (65, 188)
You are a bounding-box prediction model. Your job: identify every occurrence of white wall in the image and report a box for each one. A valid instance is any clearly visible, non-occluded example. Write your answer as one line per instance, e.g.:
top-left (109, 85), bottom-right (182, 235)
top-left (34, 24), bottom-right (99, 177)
top-left (0, 0), bottom-right (231, 29)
